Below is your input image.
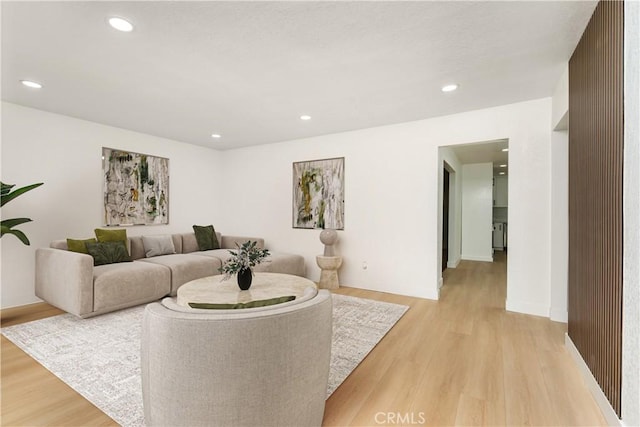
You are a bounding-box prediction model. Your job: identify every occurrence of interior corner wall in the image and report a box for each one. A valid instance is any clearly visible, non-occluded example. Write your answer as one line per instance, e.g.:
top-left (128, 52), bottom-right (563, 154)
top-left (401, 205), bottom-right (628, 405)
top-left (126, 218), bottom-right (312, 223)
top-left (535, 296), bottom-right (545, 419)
top-left (0, 102), bottom-right (223, 309)
top-left (622, 0), bottom-right (640, 424)
top-left (460, 163), bottom-right (493, 262)
top-left (218, 98), bottom-right (552, 314)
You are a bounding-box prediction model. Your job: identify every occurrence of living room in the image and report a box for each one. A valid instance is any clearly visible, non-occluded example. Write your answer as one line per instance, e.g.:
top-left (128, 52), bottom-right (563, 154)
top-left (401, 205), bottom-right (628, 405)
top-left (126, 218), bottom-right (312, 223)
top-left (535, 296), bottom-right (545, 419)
top-left (2, 1), bottom-right (639, 426)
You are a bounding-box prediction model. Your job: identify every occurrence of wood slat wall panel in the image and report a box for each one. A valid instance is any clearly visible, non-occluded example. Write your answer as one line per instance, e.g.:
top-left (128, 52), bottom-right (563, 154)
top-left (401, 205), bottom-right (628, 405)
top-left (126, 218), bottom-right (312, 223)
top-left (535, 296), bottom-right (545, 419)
top-left (568, 0), bottom-right (624, 417)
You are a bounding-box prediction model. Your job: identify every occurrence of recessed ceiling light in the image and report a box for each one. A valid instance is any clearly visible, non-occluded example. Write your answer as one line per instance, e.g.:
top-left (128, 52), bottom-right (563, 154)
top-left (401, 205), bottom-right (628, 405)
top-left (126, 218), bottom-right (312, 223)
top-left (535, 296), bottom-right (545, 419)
top-left (299, 115), bottom-right (311, 121)
top-left (211, 134), bottom-right (221, 139)
top-left (108, 17), bottom-right (134, 32)
top-left (499, 172), bottom-right (506, 175)
top-left (502, 148), bottom-right (509, 152)
top-left (499, 164), bottom-right (507, 168)
top-left (20, 80), bottom-right (43, 89)
top-left (441, 84), bottom-right (458, 92)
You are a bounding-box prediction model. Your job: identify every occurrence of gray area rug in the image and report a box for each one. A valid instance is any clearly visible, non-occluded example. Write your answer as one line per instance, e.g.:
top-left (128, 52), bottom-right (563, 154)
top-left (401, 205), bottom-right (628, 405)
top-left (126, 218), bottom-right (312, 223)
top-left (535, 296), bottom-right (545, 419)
top-left (2, 294), bottom-right (408, 426)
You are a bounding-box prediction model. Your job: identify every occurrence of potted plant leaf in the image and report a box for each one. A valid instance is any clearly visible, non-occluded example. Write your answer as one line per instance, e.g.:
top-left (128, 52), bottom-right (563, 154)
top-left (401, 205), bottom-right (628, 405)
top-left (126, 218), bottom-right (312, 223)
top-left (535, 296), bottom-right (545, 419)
top-left (219, 240), bottom-right (270, 290)
top-left (1, 181), bottom-right (44, 245)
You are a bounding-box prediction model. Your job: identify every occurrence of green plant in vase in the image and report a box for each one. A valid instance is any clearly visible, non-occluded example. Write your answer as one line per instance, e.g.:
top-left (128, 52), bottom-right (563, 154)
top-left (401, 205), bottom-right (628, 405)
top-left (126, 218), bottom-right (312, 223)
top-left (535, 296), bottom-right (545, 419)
top-left (1, 181), bottom-right (44, 245)
top-left (219, 240), bottom-right (270, 290)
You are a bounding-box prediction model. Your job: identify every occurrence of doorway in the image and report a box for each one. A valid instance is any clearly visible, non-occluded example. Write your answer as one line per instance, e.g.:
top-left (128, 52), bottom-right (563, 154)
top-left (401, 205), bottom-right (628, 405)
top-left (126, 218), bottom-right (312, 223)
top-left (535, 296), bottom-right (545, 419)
top-left (438, 139), bottom-right (509, 301)
top-left (442, 167), bottom-right (450, 272)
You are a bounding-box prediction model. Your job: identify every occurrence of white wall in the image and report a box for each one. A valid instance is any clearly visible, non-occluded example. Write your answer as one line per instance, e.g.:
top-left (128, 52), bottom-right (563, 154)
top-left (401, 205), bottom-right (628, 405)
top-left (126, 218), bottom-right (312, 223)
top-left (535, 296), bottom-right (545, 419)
top-left (622, 0), bottom-right (640, 424)
top-left (552, 65), bottom-right (569, 129)
top-left (1, 98), bottom-right (554, 316)
top-left (549, 129), bottom-right (568, 322)
top-left (1, 102), bottom-right (222, 308)
top-left (218, 98), bottom-right (552, 314)
top-left (461, 163), bottom-right (493, 262)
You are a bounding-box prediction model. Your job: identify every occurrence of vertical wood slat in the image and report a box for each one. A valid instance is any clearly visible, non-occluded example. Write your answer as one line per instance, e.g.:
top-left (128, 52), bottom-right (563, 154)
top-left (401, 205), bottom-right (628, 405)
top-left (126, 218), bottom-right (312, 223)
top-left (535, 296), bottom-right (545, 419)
top-left (568, 0), bottom-right (624, 417)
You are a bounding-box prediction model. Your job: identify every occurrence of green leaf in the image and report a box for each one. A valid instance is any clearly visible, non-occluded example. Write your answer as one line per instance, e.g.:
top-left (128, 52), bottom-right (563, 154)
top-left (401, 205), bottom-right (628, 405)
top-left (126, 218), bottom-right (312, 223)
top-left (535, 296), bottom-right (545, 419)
top-left (1, 218), bottom-right (32, 228)
top-left (1, 182), bottom-right (43, 207)
top-left (1, 182), bottom-right (15, 196)
top-left (0, 228), bottom-right (30, 245)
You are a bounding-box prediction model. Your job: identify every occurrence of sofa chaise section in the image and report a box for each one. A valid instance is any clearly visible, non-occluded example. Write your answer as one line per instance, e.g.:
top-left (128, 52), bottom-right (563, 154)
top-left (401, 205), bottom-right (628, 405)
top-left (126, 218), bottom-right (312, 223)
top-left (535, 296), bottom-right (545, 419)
top-left (185, 234), bottom-right (306, 277)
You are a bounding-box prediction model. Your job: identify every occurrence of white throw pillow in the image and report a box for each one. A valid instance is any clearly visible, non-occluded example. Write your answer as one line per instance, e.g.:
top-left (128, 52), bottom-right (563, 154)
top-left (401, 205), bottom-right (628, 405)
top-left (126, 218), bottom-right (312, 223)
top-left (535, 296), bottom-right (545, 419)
top-left (142, 235), bottom-right (176, 258)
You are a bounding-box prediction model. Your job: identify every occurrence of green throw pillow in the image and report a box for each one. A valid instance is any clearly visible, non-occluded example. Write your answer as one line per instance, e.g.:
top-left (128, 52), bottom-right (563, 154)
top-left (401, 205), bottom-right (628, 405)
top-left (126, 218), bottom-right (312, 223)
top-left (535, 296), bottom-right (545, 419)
top-left (192, 225), bottom-right (220, 251)
top-left (188, 295), bottom-right (296, 310)
top-left (95, 228), bottom-right (129, 255)
top-left (67, 238), bottom-right (97, 254)
top-left (95, 228), bottom-right (127, 243)
top-left (85, 241), bottom-right (132, 266)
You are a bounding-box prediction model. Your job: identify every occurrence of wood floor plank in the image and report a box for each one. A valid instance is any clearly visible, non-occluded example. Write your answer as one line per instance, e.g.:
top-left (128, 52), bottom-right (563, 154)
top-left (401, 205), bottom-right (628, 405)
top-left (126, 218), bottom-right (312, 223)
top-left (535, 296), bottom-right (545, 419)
top-left (454, 394), bottom-right (486, 426)
top-left (2, 252), bottom-right (607, 426)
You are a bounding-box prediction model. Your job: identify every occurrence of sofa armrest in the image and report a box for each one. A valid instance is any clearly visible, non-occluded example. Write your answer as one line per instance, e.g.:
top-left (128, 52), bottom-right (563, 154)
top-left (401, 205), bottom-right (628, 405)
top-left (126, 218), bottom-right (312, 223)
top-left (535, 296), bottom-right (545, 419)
top-left (35, 248), bottom-right (94, 317)
top-left (220, 235), bottom-right (265, 250)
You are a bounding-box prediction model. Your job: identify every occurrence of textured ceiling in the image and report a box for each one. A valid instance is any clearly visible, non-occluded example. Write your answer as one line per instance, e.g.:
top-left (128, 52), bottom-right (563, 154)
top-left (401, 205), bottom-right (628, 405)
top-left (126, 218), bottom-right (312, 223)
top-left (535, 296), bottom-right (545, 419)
top-left (1, 1), bottom-right (596, 150)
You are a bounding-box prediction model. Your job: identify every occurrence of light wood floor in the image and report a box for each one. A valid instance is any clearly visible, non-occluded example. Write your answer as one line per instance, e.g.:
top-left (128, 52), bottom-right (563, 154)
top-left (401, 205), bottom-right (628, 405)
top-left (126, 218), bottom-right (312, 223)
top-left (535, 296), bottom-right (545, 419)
top-left (1, 253), bottom-right (607, 426)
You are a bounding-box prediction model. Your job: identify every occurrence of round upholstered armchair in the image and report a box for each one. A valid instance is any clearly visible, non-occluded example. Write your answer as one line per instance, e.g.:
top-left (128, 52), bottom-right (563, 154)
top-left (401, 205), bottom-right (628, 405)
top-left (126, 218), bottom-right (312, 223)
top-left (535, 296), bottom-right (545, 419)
top-left (141, 289), bottom-right (333, 427)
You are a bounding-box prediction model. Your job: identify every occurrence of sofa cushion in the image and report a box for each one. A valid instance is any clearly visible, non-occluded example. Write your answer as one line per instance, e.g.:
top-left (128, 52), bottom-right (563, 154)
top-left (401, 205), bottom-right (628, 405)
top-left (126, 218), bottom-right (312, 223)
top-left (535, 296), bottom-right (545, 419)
top-left (253, 252), bottom-right (306, 277)
top-left (138, 254), bottom-right (222, 295)
top-left (93, 261), bottom-right (171, 312)
top-left (192, 225), bottom-right (221, 251)
top-left (194, 248), bottom-right (235, 265)
top-left (142, 235), bottom-right (177, 258)
top-left (220, 236), bottom-right (265, 250)
top-left (86, 241), bottom-right (132, 266)
top-left (66, 238), bottom-right (96, 254)
top-left (193, 249), bottom-right (304, 276)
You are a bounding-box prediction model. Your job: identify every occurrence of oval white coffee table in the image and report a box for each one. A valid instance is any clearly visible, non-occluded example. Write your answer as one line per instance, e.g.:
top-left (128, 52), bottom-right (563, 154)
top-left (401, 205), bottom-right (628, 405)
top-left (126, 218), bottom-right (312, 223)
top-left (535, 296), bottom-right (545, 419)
top-left (177, 272), bottom-right (317, 307)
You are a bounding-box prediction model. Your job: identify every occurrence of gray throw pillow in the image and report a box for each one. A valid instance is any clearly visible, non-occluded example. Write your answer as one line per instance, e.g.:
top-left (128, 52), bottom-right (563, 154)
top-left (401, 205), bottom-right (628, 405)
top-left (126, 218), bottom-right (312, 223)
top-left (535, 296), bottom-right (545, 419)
top-left (142, 235), bottom-right (176, 258)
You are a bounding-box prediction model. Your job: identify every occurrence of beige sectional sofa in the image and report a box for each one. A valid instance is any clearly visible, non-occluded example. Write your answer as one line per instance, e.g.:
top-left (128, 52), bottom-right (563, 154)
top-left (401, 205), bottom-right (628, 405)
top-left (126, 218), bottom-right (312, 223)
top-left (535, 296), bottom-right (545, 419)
top-left (35, 231), bottom-right (305, 318)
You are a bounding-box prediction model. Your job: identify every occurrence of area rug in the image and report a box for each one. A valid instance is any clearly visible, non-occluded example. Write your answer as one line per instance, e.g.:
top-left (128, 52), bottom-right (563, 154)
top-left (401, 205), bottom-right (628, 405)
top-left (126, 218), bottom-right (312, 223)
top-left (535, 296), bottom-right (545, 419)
top-left (2, 294), bottom-right (408, 427)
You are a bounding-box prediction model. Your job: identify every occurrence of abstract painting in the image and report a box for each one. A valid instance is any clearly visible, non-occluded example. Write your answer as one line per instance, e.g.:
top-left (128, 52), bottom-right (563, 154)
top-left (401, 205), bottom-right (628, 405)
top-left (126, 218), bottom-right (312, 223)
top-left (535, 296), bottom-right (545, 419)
top-left (293, 157), bottom-right (344, 229)
top-left (102, 148), bottom-right (169, 226)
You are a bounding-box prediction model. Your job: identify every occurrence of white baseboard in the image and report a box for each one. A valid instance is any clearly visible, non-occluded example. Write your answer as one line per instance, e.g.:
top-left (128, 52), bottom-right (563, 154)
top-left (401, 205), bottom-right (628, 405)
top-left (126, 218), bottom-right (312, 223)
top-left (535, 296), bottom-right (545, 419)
top-left (447, 258), bottom-right (460, 268)
top-left (565, 334), bottom-right (621, 427)
top-left (505, 299), bottom-right (549, 317)
top-left (461, 255), bottom-right (493, 262)
top-left (438, 277), bottom-right (443, 289)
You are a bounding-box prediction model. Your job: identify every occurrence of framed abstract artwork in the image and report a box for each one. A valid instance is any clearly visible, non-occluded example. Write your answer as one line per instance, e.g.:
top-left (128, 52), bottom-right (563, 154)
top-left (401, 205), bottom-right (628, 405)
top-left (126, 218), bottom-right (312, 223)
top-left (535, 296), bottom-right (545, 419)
top-left (102, 147), bottom-right (169, 226)
top-left (292, 157), bottom-right (344, 230)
